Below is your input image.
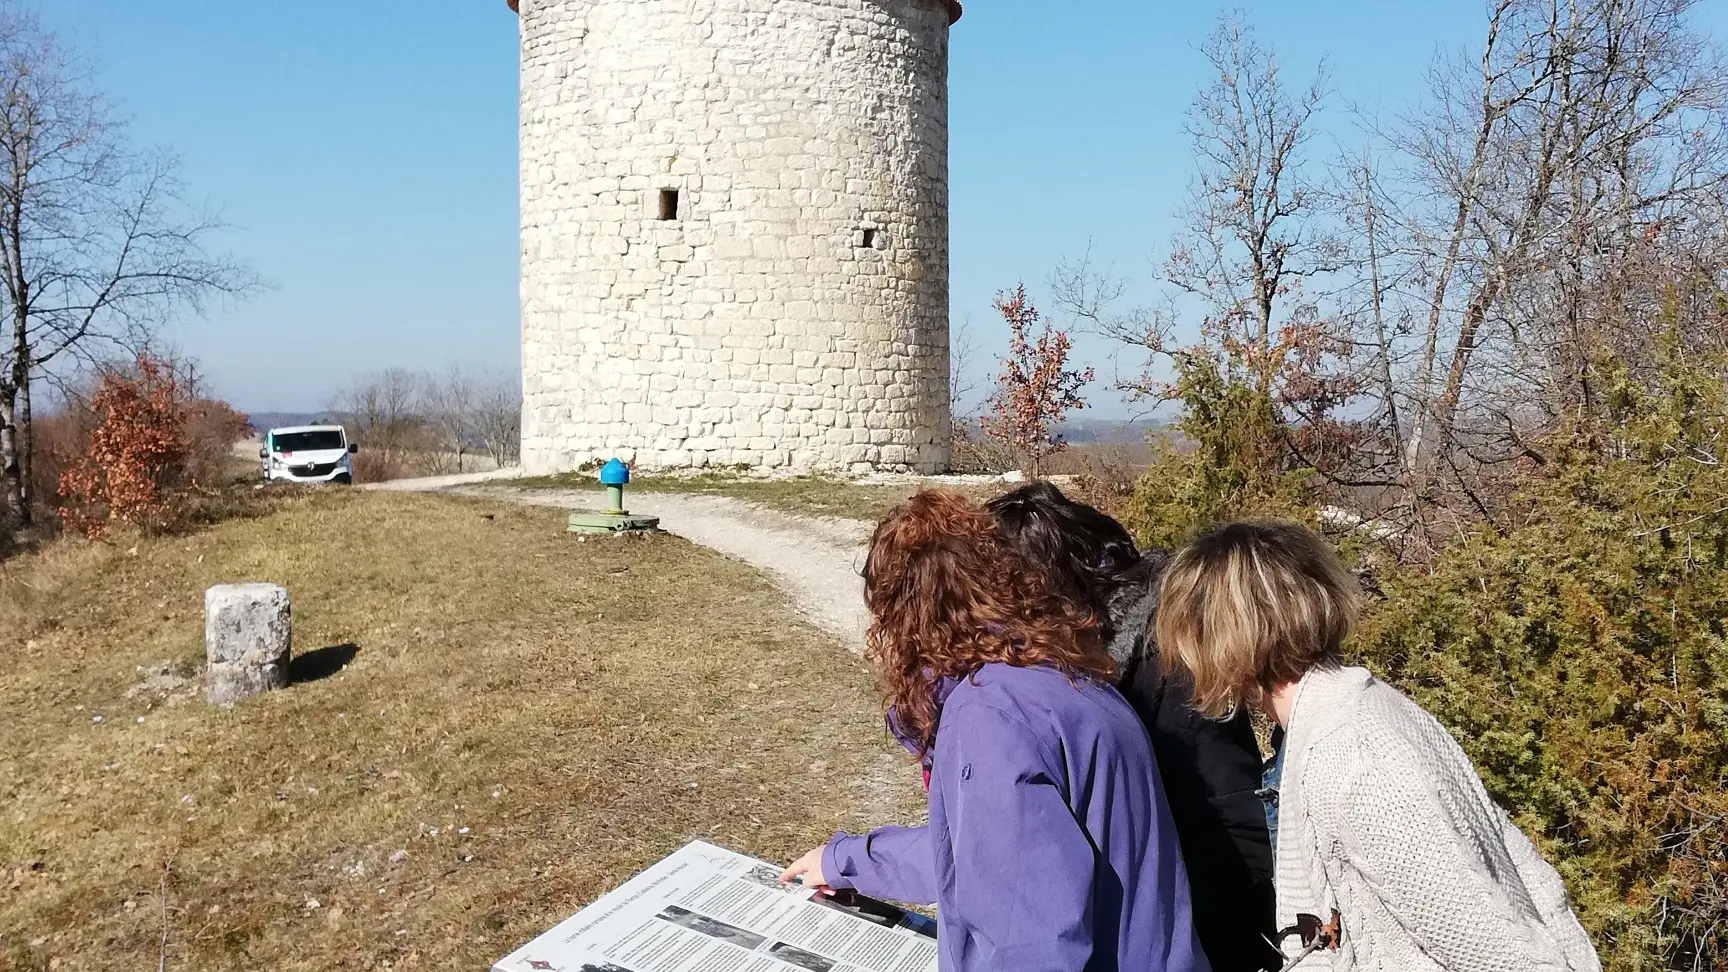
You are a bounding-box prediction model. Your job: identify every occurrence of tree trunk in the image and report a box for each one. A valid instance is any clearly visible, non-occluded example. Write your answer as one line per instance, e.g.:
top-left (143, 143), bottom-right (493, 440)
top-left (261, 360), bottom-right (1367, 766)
top-left (9, 266), bottom-right (29, 526)
top-left (1359, 161), bottom-right (1402, 470)
top-left (1404, 1), bottom-right (1511, 479)
top-left (0, 382), bottom-right (23, 535)
top-left (17, 354), bottom-right (30, 514)
top-left (1429, 282), bottom-right (1499, 463)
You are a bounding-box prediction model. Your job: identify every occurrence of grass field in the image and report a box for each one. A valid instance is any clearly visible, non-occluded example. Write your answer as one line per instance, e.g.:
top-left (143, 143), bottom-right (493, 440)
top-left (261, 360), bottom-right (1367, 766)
top-left (0, 491), bottom-right (920, 972)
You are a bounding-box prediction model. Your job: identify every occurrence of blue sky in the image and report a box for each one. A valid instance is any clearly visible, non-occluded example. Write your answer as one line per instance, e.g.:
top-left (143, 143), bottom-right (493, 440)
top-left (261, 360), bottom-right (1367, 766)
top-left (42, 1), bottom-right (1727, 417)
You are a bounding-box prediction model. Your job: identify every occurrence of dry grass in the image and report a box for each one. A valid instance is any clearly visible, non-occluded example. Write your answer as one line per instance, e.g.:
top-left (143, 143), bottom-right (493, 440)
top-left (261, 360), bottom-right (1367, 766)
top-left (515, 471), bottom-right (1011, 523)
top-left (0, 491), bottom-right (921, 971)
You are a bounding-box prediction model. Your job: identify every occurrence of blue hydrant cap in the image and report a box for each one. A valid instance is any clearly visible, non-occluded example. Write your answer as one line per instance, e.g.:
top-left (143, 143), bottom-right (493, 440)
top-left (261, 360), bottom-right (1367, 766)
top-left (599, 458), bottom-right (630, 486)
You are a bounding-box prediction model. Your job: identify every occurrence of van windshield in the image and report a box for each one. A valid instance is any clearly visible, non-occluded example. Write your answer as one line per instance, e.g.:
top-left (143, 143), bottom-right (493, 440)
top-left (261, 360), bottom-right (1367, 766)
top-left (273, 430), bottom-right (345, 452)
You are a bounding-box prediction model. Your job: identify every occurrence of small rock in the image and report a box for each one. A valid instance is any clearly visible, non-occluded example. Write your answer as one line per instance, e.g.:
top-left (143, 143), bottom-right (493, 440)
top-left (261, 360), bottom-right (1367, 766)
top-left (304, 898), bottom-right (320, 910)
top-left (462, 854), bottom-right (474, 863)
top-left (123, 899), bottom-right (137, 911)
top-left (126, 664), bottom-right (193, 702)
top-left (388, 850), bottom-right (409, 865)
top-left (457, 827), bottom-right (470, 835)
top-left (135, 717), bottom-right (146, 724)
top-left (91, 715), bottom-right (103, 724)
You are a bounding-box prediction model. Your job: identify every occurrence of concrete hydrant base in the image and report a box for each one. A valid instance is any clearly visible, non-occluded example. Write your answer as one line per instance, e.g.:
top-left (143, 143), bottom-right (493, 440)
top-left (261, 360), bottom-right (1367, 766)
top-left (568, 512), bottom-right (661, 534)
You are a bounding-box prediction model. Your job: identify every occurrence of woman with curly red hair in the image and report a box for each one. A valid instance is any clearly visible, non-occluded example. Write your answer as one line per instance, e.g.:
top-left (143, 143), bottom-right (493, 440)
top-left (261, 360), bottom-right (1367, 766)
top-left (780, 490), bottom-right (1208, 972)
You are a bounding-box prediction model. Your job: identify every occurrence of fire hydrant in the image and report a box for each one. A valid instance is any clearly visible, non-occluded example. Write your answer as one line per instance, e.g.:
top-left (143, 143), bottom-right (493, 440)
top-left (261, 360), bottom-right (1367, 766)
top-left (568, 458), bottom-right (661, 534)
top-left (600, 457), bottom-right (630, 514)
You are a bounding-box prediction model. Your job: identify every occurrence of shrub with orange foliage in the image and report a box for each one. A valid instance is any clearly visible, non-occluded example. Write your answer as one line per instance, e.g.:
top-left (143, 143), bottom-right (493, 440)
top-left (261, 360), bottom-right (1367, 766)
top-left (55, 355), bottom-right (246, 537)
top-left (978, 283), bottom-right (1095, 479)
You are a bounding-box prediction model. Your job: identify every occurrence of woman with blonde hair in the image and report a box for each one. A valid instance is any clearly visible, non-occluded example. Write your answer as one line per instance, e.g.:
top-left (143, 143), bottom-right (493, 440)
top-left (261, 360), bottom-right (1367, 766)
top-left (781, 490), bottom-right (1209, 972)
top-left (1154, 521), bottom-right (1599, 972)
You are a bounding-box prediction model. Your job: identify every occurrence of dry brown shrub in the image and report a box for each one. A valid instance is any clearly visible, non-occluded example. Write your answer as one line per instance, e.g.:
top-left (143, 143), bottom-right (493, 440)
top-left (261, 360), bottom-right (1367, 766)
top-left (49, 356), bottom-right (255, 539)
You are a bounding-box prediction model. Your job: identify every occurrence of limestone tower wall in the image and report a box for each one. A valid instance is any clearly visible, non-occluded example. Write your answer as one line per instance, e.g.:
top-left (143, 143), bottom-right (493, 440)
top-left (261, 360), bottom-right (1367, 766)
top-left (516, 0), bottom-right (957, 473)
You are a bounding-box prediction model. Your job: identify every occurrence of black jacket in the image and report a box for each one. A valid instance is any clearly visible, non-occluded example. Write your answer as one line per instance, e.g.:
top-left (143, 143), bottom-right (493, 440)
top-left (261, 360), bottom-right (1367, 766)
top-left (1108, 587), bottom-right (1279, 972)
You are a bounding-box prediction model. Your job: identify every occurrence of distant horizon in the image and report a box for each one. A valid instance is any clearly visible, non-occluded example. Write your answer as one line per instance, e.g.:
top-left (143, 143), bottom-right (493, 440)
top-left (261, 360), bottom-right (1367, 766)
top-left (239, 409), bottom-right (1172, 441)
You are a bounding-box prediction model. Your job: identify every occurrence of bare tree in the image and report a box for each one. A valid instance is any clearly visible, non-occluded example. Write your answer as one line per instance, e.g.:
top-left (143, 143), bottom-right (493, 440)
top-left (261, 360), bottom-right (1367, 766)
top-left (470, 368), bottom-right (521, 469)
top-left (1324, 143), bottom-right (1417, 489)
top-left (420, 363), bottom-right (521, 472)
top-left (1386, 0), bottom-right (1728, 492)
top-left (329, 369), bottom-right (423, 479)
top-left (421, 364), bottom-right (476, 473)
top-left (0, 9), bottom-right (251, 535)
top-left (1059, 16), bottom-right (1337, 404)
top-left (948, 313), bottom-right (981, 420)
top-left (1170, 15), bottom-right (1336, 371)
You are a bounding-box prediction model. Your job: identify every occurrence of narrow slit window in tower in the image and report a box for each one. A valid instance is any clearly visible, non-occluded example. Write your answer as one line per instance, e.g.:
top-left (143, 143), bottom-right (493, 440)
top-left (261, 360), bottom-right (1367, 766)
top-left (658, 188), bottom-right (680, 221)
top-left (861, 227), bottom-right (877, 248)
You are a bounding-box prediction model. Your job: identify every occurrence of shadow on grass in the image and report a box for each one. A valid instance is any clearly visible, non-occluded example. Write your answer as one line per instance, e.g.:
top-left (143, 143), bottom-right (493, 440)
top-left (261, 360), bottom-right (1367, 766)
top-left (291, 643), bottom-right (359, 684)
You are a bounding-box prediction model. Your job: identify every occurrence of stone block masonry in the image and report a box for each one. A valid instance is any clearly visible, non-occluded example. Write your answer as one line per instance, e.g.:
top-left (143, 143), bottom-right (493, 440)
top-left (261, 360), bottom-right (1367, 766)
top-left (516, 0), bottom-right (955, 474)
top-left (205, 584), bottom-right (292, 706)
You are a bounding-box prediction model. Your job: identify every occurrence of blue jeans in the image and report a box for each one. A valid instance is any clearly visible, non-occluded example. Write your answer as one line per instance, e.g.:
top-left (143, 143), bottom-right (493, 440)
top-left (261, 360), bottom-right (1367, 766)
top-left (1258, 727), bottom-right (1285, 856)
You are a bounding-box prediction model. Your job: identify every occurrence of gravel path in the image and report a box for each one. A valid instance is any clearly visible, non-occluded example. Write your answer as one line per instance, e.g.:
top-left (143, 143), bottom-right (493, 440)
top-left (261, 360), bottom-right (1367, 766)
top-left (441, 485), bottom-right (876, 652)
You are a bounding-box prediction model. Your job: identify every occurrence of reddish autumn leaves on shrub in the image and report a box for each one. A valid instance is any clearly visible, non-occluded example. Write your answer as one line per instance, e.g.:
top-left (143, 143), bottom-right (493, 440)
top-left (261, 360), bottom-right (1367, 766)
top-left (979, 283), bottom-right (1094, 478)
top-left (56, 355), bottom-right (249, 537)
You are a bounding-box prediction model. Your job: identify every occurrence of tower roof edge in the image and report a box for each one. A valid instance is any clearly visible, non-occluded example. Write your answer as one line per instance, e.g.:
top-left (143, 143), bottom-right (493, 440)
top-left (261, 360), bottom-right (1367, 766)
top-left (504, 0), bottom-right (962, 25)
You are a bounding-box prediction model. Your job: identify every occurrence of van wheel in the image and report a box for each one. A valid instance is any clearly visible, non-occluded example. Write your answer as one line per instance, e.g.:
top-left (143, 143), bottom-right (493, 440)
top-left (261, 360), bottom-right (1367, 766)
top-left (334, 473), bottom-right (353, 486)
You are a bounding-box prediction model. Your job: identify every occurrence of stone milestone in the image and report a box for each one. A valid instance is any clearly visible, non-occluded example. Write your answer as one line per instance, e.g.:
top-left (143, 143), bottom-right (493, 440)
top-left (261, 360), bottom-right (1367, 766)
top-left (205, 584), bottom-right (292, 706)
top-left (514, 0), bottom-right (960, 474)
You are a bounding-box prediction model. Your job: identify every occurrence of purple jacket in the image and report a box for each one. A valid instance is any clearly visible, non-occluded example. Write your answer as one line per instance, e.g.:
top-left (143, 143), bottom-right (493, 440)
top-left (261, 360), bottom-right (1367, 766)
top-left (822, 663), bottom-right (1210, 972)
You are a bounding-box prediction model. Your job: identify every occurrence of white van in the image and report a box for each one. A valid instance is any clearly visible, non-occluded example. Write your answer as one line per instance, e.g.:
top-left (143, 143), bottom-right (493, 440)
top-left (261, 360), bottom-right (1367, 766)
top-left (259, 425), bottom-right (358, 484)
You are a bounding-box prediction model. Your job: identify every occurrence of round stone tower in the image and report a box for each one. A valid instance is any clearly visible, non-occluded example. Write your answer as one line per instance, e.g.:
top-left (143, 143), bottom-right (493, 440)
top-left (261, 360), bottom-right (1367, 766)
top-left (513, 0), bottom-right (957, 474)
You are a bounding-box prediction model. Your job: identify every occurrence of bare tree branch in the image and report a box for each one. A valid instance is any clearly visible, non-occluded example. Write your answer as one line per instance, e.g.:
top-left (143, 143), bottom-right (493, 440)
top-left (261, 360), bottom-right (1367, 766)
top-left (0, 9), bottom-right (255, 536)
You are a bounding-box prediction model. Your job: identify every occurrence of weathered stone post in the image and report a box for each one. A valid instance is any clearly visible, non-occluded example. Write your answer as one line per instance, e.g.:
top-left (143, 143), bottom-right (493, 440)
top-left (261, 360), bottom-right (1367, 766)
top-left (205, 584), bottom-right (292, 705)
